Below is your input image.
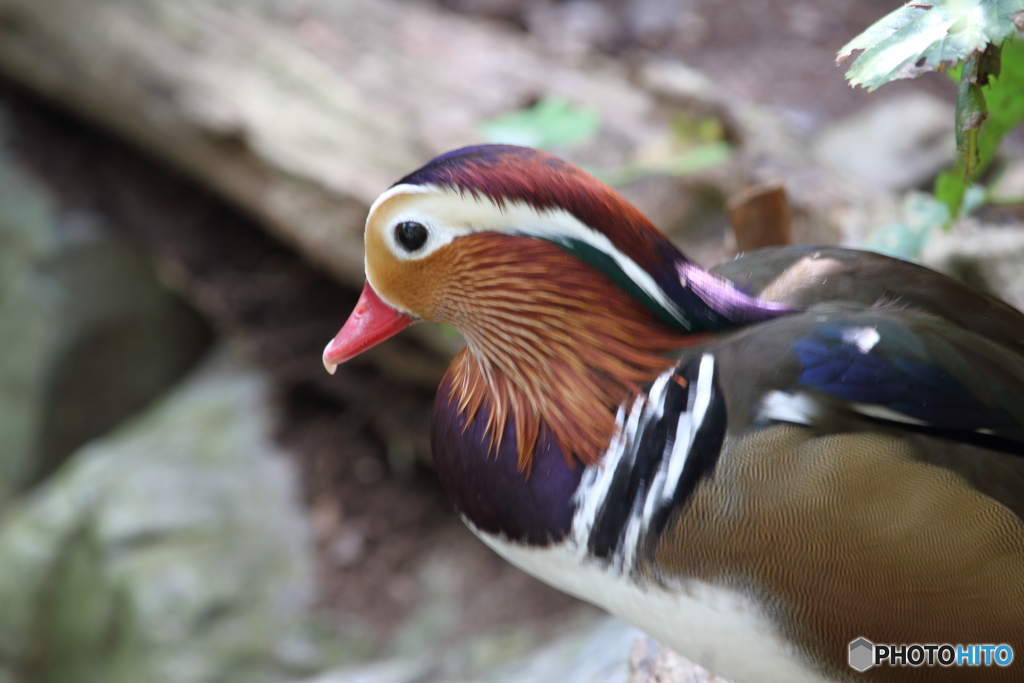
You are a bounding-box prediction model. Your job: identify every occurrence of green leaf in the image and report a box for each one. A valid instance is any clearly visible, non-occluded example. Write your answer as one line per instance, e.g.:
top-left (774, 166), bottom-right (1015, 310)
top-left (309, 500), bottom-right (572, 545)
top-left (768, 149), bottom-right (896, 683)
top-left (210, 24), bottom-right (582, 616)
top-left (990, 158), bottom-right (1024, 202)
top-left (979, 36), bottom-right (1024, 157)
top-left (479, 97), bottom-right (601, 150)
top-left (935, 36), bottom-right (1024, 216)
top-left (955, 56), bottom-right (989, 178)
top-left (594, 142), bottom-right (731, 186)
top-left (934, 161), bottom-right (969, 216)
top-left (838, 0), bottom-right (1024, 91)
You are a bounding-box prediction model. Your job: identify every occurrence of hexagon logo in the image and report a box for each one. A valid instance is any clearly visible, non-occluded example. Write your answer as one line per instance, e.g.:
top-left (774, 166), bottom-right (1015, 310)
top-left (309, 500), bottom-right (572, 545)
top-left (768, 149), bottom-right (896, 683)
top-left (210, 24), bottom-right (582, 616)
top-left (849, 637), bottom-right (874, 672)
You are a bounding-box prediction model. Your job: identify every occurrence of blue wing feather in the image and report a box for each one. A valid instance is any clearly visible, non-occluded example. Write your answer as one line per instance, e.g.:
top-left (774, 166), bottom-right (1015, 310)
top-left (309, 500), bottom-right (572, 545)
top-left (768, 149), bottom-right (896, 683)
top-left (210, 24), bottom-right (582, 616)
top-left (788, 317), bottom-right (1024, 448)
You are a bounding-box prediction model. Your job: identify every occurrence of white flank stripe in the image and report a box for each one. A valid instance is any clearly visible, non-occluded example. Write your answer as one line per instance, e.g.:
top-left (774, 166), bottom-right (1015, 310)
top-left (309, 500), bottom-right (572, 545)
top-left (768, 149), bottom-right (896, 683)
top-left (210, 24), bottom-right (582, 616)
top-left (572, 397), bottom-right (637, 542)
top-left (638, 367), bottom-right (686, 531)
top-left (571, 459), bottom-right (602, 544)
top-left (658, 411), bottom-right (694, 506)
top-left (640, 447), bottom-right (672, 536)
top-left (687, 354), bottom-right (716, 450)
top-left (619, 502), bottom-right (644, 572)
top-left (462, 352), bottom-right (828, 683)
top-left (636, 369), bottom-right (678, 536)
top-left (622, 393), bottom-right (647, 460)
top-left (659, 354), bottom-right (714, 504)
top-left (572, 358), bottom-right (728, 573)
top-left (646, 370), bottom-right (673, 420)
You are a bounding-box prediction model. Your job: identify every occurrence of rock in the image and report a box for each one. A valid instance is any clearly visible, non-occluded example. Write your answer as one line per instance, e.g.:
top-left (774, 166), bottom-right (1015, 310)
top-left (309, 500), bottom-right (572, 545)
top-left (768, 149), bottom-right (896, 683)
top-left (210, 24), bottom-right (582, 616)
top-left (437, 0), bottom-right (526, 23)
top-left (295, 614), bottom-right (642, 683)
top-left (0, 348), bottom-right (336, 683)
top-left (0, 0), bottom-right (694, 287)
top-left (628, 635), bottom-right (732, 683)
top-left (524, 1), bottom-right (617, 61)
top-left (480, 616), bottom-right (636, 683)
top-left (922, 222), bottom-right (1024, 311)
top-left (812, 92), bottom-right (955, 192)
top-left (861, 191), bottom-right (950, 261)
top-left (0, 112), bottom-right (211, 500)
top-left (0, 115), bottom-right (56, 501)
top-left (990, 158), bottom-right (1024, 205)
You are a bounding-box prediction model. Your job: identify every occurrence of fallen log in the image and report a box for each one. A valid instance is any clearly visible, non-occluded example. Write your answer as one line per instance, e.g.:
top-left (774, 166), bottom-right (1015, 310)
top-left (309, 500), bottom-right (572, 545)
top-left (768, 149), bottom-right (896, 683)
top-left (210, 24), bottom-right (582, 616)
top-left (0, 0), bottom-right (670, 285)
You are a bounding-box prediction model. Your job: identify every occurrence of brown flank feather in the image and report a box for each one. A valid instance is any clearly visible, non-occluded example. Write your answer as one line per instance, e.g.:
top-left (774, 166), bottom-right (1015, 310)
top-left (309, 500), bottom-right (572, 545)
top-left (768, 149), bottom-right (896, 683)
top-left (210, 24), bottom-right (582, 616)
top-left (433, 234), bottom-right (691, 473)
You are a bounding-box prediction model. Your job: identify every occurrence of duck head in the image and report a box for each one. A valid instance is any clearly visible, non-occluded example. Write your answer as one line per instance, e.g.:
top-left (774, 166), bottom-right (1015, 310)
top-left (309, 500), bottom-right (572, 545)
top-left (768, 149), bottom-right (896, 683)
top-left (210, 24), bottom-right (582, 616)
top-left (323, 145), bottom-right (787, 470)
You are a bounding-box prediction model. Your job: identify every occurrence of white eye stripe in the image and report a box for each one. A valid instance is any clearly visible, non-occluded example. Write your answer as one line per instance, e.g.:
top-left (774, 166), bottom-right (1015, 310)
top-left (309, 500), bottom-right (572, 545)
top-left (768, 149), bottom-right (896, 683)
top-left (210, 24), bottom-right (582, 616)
top-left (367, 184), bottom-right (689, 327)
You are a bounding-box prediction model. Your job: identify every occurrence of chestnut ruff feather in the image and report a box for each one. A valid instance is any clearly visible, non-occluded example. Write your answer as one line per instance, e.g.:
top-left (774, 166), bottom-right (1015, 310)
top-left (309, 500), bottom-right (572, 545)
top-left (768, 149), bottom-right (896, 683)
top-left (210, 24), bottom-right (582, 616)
top-left (434, 234), bottom-right (692, 472)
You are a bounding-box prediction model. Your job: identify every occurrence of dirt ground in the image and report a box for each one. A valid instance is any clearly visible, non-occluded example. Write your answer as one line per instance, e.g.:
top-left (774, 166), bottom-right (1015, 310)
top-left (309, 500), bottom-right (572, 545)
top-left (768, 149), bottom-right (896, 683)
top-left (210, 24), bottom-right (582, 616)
top-left (0, 0), bottom-right (962, 654)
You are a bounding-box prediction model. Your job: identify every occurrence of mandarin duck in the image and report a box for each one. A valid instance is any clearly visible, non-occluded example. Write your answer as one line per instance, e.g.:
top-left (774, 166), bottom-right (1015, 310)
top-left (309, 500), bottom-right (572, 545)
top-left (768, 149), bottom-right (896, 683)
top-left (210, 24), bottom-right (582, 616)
top-left (323, 145), bottom-right (1024, 683)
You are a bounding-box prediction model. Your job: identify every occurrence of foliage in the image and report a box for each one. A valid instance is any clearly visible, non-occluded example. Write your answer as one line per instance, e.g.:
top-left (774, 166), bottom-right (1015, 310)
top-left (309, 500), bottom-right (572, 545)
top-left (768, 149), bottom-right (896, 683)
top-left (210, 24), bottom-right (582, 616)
top-left (478, 97), bottom-right (600, 150)
top-left (934, 37), bottom-right (1024, 215)
top-left (596, 114), bottom-right (730, 186)
top-left (479, 98), bottom-right (730, 186)
top-left (839, 0), bottom-right (1024, 221)
top-left (837, 0), bottom-right (1023, 90)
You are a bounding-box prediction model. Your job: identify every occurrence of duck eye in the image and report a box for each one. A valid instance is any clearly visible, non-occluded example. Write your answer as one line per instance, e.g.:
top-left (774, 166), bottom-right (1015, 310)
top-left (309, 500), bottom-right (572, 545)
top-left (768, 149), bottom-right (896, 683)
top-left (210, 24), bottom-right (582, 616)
top-left (394, 221), bottom-right (428, 252)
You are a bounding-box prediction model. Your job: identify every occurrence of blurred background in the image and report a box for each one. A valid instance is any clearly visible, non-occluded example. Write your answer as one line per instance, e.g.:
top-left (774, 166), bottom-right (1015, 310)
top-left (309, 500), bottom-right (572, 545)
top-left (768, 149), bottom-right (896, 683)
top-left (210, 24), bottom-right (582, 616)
top-left (0, 1), bottom-right (1021, 682)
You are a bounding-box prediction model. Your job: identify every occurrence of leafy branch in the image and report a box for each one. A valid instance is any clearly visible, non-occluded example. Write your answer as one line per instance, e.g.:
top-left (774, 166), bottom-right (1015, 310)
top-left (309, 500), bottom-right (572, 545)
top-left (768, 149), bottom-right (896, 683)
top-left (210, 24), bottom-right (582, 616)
top-left (838, 0), bottom-right (1024, 218)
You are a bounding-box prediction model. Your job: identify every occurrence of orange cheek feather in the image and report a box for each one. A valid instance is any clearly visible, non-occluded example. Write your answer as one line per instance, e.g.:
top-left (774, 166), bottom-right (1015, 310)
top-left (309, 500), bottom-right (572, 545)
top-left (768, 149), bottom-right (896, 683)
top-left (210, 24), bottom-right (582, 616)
top-left (363, 214), bottom-right (455, 320)
top-left (322, 219), bottom-right (457, 374)
top-left (326, 230), bottom-right (688, 472)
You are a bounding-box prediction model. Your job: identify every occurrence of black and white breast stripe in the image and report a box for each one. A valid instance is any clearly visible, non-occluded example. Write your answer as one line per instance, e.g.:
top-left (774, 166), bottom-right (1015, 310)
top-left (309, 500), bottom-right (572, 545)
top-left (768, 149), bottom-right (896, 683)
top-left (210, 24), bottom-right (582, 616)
top-left (570, 353), bottom-right (727, 575)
